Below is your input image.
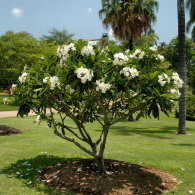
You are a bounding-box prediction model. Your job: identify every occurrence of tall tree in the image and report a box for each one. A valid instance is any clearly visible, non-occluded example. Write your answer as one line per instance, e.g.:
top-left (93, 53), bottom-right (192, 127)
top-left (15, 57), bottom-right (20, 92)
top-left (40, 27), bottom-right (75, 45)
top-left (177, 0), bottom-right (187, 134)
top-left (186, 0), bottom-right (195, 41)
top-left (99, 0), bottom-right (158, 51)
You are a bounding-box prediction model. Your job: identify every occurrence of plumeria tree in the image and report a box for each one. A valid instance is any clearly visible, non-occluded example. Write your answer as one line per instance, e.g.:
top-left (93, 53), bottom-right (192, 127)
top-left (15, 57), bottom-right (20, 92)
top-left (12, 39), bottom-right (183, 174)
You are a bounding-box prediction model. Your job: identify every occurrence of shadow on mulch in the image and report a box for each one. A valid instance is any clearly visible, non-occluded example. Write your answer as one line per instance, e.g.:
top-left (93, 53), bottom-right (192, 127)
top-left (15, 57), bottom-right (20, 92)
top-left (0, 125), bottom-right (22, 136)
top-left (39, 159), bottom-right (177, 195)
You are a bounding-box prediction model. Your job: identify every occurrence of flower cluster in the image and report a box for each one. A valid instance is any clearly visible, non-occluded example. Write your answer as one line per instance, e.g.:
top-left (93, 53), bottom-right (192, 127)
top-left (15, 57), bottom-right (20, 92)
top-left (74, 66), bottom-right (94, 83)
top-left (120, 67), bottom-right (139, 80)
top-left (158, 73), bottom-right (170, 86)
top-left (113, 53), bottom-right (128, 65)
top-left (96, 80), bottom-right (111, 93)
top-left (57, 43), bottom-right (76, 61)
top-left (149, 45), bottom-right (158, 51)
top-left (172, 72), bottom-right (184, 88)
top-left (43, 76), bottom-right (60, 90)
top-left (81, 44), bottom-right (95, 56)
top-left (156, 54), bottom-right (164, 62)
top-left (170, 88), bottom-right (181, 98)
top-left (10, 84), bottom-right (17, 95)
top-left (34, 115), bottom-right (41, 123)
top-left (3, 97), bottom-right (9, 105)
top-left (19, 72), bottom-right (29, 83)
top-left (65, 85), bottom-right (75, 94)
top-left (130, 49), bottom-right (145, 60)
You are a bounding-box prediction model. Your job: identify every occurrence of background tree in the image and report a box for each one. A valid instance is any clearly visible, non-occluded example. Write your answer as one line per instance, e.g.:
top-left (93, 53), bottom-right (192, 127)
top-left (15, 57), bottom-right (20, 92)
top-left (177, 0), bottom-right (187, 134)
top-left (40, 27), bottom-right (75, 45)
top-left (164, 36), bottom-right (194, 71)
top-left (0, 31), bottom-right (57, 91)
top-left (99, 0), bottom-right (158, 51)
top-left (186, 0), bottom-right (195, 41)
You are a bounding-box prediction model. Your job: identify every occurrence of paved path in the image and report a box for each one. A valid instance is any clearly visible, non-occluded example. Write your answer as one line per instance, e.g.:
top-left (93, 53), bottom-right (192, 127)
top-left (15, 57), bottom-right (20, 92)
top-left (0, 108), bottom-right (56, 118)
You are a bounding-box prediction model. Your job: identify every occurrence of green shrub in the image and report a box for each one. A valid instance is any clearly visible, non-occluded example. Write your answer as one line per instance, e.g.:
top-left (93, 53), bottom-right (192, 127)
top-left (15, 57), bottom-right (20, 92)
top-left (175, 95), bottom-right (195, 121)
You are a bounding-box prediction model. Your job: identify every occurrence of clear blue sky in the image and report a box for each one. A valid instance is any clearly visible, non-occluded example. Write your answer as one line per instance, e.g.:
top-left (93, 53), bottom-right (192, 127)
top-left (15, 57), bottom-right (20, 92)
top-left (0, 0), bottom-right (191, 45)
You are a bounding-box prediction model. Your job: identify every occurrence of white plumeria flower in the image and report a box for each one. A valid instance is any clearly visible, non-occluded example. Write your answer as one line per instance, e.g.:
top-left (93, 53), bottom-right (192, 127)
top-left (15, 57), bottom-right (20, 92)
top-left (172, 72), bottom-right (184, 89)
top-left (120, 67), bottom-right (139, 80)
top-left (3, 97), bottom-right (8, 105)
top-left (35, 115), bottom-right (41, 123)
top-left (77, 168), bottom-right (81, 171)
top-left (156, 54), bottom-right (164, 62)
top-left (74, 66), bottom-right (93, 84)
top-left (158, 73), bottom-right (170, 86)
top-left (19, 72), bottom-right (29, 83)
top-left (96, 80), bottom-right (111, 93)
top-left (81, 44), bottom-right (95, 56)
top-left (189, 190), bottom-right (193, 194)
top-left (149, 45), bottom-right (158, 51)
top-left (27, 181), bottom-right (32, 185)
top-left (131, 49), bottom-right (145, 60)
top-left (8, 175), bottom-right (13, 178)
top-left (181, 168), bottom-right (185, 170)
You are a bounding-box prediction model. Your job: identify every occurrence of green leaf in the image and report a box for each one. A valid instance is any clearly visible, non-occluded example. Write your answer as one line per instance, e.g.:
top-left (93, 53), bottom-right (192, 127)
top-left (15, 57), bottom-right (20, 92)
top-left (34, 88), bottom-right (42, 92)
top-left (149, 71), bottom-right (159, 80)
top-left (91, 55), bottom-right (95, 62)
top-left (78, 61), bottom-right (86, 68)
top-left (136, 112), bottom-right (143, 120)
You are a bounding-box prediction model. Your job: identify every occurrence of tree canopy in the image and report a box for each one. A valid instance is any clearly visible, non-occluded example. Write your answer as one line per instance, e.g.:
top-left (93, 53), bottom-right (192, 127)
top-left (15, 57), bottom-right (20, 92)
top-left (186, 0), bottom-right (195, 41)
top-left (12, 40), bottom-right (183, 173)
top-left (40, 27), bottom-right (75, 45)
top-left (99, 0), bottom-right (158, 50)
top-left (0, 31), bottom-right (57, 89)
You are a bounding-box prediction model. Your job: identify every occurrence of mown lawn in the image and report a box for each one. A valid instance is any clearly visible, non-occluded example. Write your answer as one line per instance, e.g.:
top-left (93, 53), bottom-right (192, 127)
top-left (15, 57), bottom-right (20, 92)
top-left (0, 113), bottom-right (195, 194)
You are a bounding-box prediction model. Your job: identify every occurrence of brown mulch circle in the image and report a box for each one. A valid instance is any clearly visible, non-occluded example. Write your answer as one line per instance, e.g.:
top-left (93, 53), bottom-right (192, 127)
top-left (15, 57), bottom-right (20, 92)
top-left (0, 125), bottom-right (22, 136)
top-left (38, 159), bottom-right (177, 195)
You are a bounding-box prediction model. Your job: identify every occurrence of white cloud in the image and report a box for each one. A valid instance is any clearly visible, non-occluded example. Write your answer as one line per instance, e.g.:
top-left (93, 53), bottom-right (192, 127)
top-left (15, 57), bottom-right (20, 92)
top-left (88, 7), bottom-right (92, 12)
top-left (11, 8), bottom-right (24, 17)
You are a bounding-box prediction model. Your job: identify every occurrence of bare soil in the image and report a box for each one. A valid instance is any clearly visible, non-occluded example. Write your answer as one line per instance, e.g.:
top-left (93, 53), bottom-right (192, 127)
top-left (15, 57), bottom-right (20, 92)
top-left (0, 125), bottom-right (22, 136)
top-left (0, 125), bottom-right (177, 194)
top-left (38, 159), bottom-right (177, 195)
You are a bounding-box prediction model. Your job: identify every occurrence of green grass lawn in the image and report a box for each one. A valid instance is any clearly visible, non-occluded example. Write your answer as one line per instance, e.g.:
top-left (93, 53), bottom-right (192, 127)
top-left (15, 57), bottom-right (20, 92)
top-left (0, 113), bottom-right (195, 194)
top-left (0, 95), bottom-right (19, 111)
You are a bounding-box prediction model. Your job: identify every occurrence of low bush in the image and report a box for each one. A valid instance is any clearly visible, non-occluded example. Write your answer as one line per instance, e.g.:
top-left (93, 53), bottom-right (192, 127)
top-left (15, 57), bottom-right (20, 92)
top-left (175, 95), bottom-right (195, 121)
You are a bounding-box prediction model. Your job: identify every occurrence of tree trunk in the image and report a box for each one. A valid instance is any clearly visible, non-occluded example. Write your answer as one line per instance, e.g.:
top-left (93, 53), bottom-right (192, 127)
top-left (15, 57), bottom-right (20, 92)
top-left (177, 0), bottom-right (187, 134)
top-left (127, 112), bottom-right (134, 122)
top-left (128, 37), bottom-right (134, 122)
top-left (129, 36), bottom-right (133, 51)
top-left (95, 156), bottom-right (107, 174)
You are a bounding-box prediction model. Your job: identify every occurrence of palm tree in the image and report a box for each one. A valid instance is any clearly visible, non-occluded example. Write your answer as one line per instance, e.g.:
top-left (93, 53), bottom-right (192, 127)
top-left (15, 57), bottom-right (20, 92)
top-left (186, 0), bottom-right (195, 41)
top-left (177, 0), bottom-right (187, 134)
top-left (99, 0), bottom-right (158, 51)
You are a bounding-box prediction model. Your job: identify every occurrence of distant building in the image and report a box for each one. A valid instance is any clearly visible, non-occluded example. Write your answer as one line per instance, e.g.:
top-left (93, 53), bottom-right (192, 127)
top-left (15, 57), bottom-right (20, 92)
top-left (102, 33), bottom-right (109, 39)
top-left (81, 33), bottom-right (109, 47)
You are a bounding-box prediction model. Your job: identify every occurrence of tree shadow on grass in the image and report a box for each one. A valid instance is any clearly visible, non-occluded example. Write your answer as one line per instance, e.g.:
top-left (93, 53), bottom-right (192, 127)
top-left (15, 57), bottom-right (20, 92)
top-left (0, 156), bottom-right (177, 195)
top-left (171, 143), bottom-right (195, 147)
top-left (104, 125), bottom-right (194, 140)
top-left (0, 155), bottom-right (72, 195)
